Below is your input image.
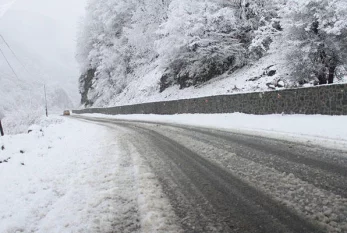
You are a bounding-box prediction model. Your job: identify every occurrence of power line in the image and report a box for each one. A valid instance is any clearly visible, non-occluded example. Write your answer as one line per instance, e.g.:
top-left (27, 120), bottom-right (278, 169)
top-left (0, 34), bottom-right (48, 85)
top-left (0, 34), bottom-right (33, 76)
top-left (0, 34), bottom-right (22, 63)
top-left (0, 34), bottom-right (50, 117)
top-left (44, 84), bottom-right (48, 117)
top-left (0, 46), bottom-right (18, 79)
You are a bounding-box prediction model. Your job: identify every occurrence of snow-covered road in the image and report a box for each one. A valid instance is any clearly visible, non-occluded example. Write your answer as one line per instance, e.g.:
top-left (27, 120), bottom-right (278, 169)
top-left (2, 114), bottom-right (347, 232)
top-left (74, 115), bottom-right (347, 233)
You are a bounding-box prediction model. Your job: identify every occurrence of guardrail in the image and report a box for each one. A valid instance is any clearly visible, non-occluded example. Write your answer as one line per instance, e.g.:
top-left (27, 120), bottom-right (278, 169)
top-left (73, 84), bottom-right (347, 116)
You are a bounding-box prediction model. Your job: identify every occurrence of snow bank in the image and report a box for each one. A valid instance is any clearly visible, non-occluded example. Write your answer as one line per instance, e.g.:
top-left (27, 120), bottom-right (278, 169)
top-left (81, 113), bottom-right (347, 151)
top-left (0, 116), bottom-right (108, 232)
top-left (0, 115), bottom-right (180, 232)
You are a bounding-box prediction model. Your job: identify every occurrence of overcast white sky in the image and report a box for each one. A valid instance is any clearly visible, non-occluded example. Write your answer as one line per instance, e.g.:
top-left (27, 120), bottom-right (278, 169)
top-left (13, 0), bottom-right (85, 24)
top-left (7, 0), bottom-right (87, 52)
top-left (0, 0), bottom-right (87, 103)
top-left (1, 0), bottom-right (87, 51)
top-left (0, 0), bottom-right (86, 22)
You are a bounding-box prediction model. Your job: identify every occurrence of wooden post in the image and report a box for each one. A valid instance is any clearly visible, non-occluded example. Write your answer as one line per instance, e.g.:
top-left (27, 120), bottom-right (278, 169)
top-left (44, 84), bottom-right (48, 117)
top-left (0, 120), bottom-right (4, 136)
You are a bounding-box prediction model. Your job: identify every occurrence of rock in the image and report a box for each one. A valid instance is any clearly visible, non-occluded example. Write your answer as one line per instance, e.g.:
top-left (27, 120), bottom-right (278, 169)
top-left (248, 76), bottom-right (261, 81)
top-left (268, 70), bottom-right (277, 76)
top-left (28, 125), bottom-right (43, 133)
top-left (272, 20), bottom-right (283, 31)
top-left (20, 150), bottom-right (25, 154)
top-left (1, 145), bottom-right (4, 150)
top-left (330, 213), bottom-right (338, 221)
top-left (266, 65), bottom-right (274, 69)
top-left (277, 80), bottom-right (285, 88)
top-left (21, 162), bottom-right (25, 166)
top-left (266, 83), bottom-right (276, 90)
top-left (232, 85), bottom-right (240, 91)
top-left (324, 208), bottom-right (332, 216)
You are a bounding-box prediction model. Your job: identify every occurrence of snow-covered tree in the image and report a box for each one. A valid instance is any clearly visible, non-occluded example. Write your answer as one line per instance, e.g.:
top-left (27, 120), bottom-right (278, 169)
top-left (76, 0), bottom-right (294, 105)
top-left (286, 0), bottom-right (347, 84)
top-left (125, 0), bottom-right (170, 68)
top-left (76, 0), bottom-right (135, 106)
top-left (157, 0), bottom-right (247, 90)
top-left (227, 0), bottom-right (286, 60)
top-left (245, 0), bottom-right (285, 59)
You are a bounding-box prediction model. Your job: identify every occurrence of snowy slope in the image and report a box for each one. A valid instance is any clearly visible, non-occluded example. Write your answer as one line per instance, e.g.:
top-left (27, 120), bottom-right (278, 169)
top-left (106, 37), bottom-right (291, 107)
top-left (100, 37), bottom-right (347, 108)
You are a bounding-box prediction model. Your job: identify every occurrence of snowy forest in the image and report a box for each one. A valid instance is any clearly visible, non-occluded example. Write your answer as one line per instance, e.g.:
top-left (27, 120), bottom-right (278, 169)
top-left (77, 0), bottom-right (347, 107)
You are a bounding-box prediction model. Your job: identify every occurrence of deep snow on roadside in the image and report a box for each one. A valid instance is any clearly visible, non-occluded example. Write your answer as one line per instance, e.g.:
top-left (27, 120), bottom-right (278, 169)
top-left (0, 116), bottom-right (180, 233)
top-left (80, 113), bottom-right (347, 151)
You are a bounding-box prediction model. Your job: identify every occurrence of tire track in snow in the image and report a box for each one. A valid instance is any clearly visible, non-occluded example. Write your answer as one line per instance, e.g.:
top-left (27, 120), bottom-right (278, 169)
top-left (163, 125), bottom-right (347, 198)
top-left (147, 124), bottom-right (347, 233)
top-left (102, 125), bottom-right (183, 233)
top-left (73, 116), bottom-right (347, 232)
top-left (68, 118), bottom-right (182, 233)
top-left (112, 122), bottom-right (323, 233)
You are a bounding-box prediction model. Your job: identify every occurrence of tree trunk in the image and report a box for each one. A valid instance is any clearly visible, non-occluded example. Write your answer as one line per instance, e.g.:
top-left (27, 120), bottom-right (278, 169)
top-left (328, 66), bottom-right (336, 84)
top-left (318, 71), bottom-right (327, 85)
top-left (0, 120), bottom-right (4, 136)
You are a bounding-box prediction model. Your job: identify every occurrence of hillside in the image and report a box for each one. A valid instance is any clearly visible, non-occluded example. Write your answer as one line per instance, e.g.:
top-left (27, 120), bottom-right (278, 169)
top-left (77, 0), bottom-right (347, 108)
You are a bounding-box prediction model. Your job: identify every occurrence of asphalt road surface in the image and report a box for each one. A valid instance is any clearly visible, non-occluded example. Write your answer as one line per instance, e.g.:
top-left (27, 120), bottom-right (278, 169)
top-left (73, 115), bottom-right (347, 233)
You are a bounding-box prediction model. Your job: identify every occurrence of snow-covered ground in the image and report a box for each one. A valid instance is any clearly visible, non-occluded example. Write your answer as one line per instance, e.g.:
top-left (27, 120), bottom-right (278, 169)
top-left (0, 116), bottom-right (180, 233)
top-left (81, 113), bottom-right (347, 152)
top-left (2, 113), bottom-right (346, 232)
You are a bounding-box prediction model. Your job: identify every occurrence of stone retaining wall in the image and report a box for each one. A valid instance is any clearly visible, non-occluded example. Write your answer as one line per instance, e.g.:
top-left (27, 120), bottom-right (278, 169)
top-left (73, 84), bottom-right (347, 116)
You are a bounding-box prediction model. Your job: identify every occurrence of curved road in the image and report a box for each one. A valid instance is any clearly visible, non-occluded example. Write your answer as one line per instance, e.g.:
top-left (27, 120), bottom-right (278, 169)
top-left (73, 115), bottom-right (347, 233)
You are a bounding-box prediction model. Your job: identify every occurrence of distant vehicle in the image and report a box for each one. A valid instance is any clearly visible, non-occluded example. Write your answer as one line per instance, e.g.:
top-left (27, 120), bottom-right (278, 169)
top-left (63, 110), bottom-right (71, 116)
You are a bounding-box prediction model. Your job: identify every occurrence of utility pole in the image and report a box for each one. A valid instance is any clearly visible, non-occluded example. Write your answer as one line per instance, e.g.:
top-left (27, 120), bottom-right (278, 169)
top-left (0, 112), bottom-right (4, 136)
top-left (0, 120), bottom-right (4, 136)
top-left (44, 84), bottom-right (48, 117)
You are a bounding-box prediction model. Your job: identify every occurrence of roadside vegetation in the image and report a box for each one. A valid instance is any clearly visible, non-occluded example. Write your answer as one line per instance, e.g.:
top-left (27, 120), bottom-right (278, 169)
top-left (77, 0), bottom-right (347, 107)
